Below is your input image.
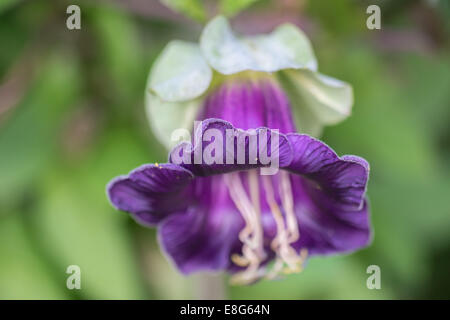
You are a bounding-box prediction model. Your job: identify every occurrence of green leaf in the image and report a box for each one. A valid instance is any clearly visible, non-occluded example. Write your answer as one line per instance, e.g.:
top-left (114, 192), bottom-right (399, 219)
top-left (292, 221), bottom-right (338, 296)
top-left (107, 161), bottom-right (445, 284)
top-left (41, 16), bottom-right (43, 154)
top-left (91, 5), bottom-right (143, 107)
top-left (0, 52), bottom-right (81, 207)
top-left (229, 255), bottom-right (394, 299)
top-left (219, 0), bottom-right (260, 17)
top-left (200, 16), bottom-right (317, 75)
top-left (0, 0), bottom-right (19, 14)
top-left (0, 215), bottom-right (69, 299)
top-left (145, 92), bottom-right (200, 149)
top-left (149, 40), bottom-right (212, 102)
top-left (278, 69), bottom-right (353, 136)
top-left (33, 130), bottom-right (151, 299)
top-left (160, 0), bottom-right (206, 23)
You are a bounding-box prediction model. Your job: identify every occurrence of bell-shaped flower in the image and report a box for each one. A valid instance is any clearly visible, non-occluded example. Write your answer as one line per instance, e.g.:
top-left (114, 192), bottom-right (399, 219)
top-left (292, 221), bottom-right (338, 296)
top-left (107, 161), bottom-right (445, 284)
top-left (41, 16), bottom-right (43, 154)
top-left (108, 81), bottom-right (370, 284)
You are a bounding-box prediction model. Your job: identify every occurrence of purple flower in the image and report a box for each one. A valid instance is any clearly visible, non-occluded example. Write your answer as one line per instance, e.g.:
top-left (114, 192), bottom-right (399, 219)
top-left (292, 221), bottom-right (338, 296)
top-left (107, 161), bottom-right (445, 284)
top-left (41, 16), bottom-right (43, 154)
top-left (107, 81), bottom-right (371, 284)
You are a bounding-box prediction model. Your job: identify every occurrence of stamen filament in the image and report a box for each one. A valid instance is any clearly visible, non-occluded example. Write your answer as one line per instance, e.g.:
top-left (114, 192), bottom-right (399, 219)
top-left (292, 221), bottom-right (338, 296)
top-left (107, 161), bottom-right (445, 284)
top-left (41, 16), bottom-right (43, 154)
top-left (226, 170), bottom-right (307, 284)
top-left (262, 174), bottom-right (307, 279)
top-left (225, 172), bottom-right (265, 285)
top-left (248, 170), bottom-right (265, 259)
top-left (279, 171), bottom-right (299, 243)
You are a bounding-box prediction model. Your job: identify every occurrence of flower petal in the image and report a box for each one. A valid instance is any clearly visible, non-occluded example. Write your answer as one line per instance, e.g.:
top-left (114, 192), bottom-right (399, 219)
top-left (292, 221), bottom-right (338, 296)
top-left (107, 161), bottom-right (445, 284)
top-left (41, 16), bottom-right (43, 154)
top-left (198, 80), bottom-right (297, 133)
top-left (200, 16), bottom-right (317, 74)
top-left (285, 134), bottom-right (369, 211)
top-left (169, 118), bottom-right (293, 176)
top-left (278, 69), bottom-right (353, 136)
top-left (280, 135), bottom-right (371, 254)
top-left (158, 176), bottom-right (243, 274)
top-left (148, 40), bottom-right (212, 102)
top-left (107, 163), bottom-right (194, 226)
top-left (292, 177), bottom-right (371, 255)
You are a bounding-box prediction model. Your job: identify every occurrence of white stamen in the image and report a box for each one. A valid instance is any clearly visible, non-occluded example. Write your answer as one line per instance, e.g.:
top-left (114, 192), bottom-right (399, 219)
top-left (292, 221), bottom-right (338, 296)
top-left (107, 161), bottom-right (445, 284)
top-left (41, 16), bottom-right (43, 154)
top-left (279, 171), bottom-right (299, 243)
top-left (225, 172), bottom-right (265, 285)
top-left (226, 170), bottom-right (307, 284)
top-left (262, 174), bottom-right (307, 279)
top-left (248, 170), bottom-right (265, 259)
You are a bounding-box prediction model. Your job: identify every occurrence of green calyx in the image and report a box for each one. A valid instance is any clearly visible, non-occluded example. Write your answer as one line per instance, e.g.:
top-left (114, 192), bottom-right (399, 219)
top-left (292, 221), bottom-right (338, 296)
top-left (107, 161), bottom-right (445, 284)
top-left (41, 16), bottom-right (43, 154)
top-left (146, 15), bottom-right (354, 148)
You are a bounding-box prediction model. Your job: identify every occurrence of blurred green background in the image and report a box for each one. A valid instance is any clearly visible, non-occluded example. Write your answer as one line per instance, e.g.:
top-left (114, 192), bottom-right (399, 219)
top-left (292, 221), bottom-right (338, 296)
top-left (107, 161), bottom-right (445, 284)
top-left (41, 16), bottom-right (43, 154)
top-left (0, 0), bottom-right (449, 299)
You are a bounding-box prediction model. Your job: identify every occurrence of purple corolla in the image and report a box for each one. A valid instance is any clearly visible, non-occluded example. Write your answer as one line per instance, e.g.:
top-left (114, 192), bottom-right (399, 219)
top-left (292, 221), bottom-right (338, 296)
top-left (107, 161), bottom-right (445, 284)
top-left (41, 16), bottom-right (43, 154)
top-left (107, 80), bottom-right (371, 284)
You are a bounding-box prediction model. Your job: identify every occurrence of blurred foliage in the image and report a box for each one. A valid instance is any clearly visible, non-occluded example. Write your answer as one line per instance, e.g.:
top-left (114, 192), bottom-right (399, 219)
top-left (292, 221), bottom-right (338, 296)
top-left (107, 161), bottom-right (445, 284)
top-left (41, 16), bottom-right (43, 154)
top-left (219, 0), bottom-right (261, 17)
top-left (161, 0), bottom-right (207, 23)
top-left (0, 0), bottom-right (449, 299)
